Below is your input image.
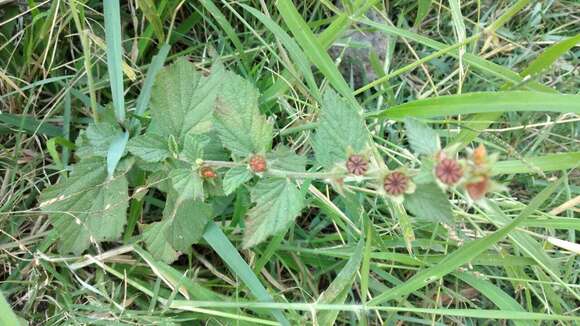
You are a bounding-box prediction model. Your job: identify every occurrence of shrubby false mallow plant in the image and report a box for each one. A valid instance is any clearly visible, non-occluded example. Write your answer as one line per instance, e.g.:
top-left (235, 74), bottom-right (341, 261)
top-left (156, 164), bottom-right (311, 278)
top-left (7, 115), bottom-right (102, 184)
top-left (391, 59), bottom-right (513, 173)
top-left (39, 58), bottom-right (505, 262)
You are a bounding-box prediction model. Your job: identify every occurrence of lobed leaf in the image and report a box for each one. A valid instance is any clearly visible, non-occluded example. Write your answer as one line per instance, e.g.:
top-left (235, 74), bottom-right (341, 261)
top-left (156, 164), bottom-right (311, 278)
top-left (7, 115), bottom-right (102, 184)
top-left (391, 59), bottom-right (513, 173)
top-left (223, 166), bottom-right (253, 196)
top-left (243, 178), bottom-right (304, 248)
top-left (404, 183), bottom-right (454, 224)
top-left (404, 118), bottom-right (440, 156)
top-left (127, 133), bottom-right (170, 162)
top-left (164, 198), bottom-right (213, 253)
top-left (214, 71), bottom-right (273, 156)
top-left (312, 89), bottom-right (368, 169)
top-left (77, 121), bottom-right (123, 158)
top-left (149, 59), bottom-right (223, 140)
top-left (267, 145), bottom-right (306, 172)
top-left (39, 158), bottom-right (128, 255)
top-left (142, 220), bottom-right (180, 263)
top-left (169, 168), bottom-right (204, 202)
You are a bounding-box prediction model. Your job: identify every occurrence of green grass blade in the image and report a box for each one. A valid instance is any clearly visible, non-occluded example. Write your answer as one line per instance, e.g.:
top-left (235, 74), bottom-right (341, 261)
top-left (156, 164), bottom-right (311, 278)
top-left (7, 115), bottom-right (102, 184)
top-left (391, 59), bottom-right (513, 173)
top-left (316, 239), bottom-right (364, 325)
top-left (135, 44), bottom-right (170, 117)
top-left (138, 0), bottom-right (165, 43)
top-left (0, 75), bottom-right (72, 100)
top-left (519, 34), bottom-right (580, 79)
top-left (106, 131), bottom-right (129, 177)
top-left (169, 301), bottom-right (580, 321)
top-left (414, 0), bottom-right (433, 27)
top-left (0, 290), bottom-right (21, 326)
top-left (369, 91), bottom-right (580, 120)
top-left (260, 0), bottom-right (380, 105)
top-left (358, 18), bottom-right (553, 93)
top-left (240, 4), bottom-right (320, 101)
top-left (0, 113), bottom-right (62, 137)
top-left (452, 34), bottom-right (579, 147)
top-left (276, 0), bottom-right (357, 106)
top-left (494, 152), bottom-right (580, 175)
top-left (200, 0), bottom-right (249, 73)
top-left (368, 177), bottom-right (563, 305)
top-left (104, 0), bottom-right (126, 123)
top-left (203, 221), bottom-right (290, 326)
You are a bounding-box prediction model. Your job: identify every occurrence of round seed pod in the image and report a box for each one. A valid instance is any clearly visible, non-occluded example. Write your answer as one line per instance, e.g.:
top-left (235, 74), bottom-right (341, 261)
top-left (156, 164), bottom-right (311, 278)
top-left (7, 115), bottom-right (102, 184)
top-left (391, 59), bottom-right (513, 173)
top-left (249, 155), bottom-right (267, 173)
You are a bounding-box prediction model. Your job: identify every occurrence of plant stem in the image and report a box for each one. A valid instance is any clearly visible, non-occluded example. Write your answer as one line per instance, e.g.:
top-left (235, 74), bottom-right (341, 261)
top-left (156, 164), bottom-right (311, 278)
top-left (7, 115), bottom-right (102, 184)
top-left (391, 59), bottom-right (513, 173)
top-left (201, 160), bottom-right (345, 180)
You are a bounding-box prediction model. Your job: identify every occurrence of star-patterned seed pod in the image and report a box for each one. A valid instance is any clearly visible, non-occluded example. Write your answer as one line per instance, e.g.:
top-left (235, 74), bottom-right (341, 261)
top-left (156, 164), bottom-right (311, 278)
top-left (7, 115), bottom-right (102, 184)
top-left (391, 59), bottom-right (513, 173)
top-left (346, 154), bottom-right (369, 175)
top-left (383, 171), bottom-right (410, 196)
top-left (249, 154), bottom-right (267, 173)
top-left (435, 158), bottom-right (463, 185)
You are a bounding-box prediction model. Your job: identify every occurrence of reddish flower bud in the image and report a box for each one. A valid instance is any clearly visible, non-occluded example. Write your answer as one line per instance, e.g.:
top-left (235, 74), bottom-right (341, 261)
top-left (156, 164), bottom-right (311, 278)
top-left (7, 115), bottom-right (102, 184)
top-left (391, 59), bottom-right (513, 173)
top-left (346, 154), bottom-right (368, 175)
top-left (435, 158), bottom-right (463, 185)
top-left (249, 155), bottom-right (267, 173)
top-left (200, 166), bottom-right (217, 179)
top-left (465, 178), bottom-right (489, 201)
top-left (383, 171), bottom-right (410, 196)
top-left (472, 144), bottom-right (487, 166)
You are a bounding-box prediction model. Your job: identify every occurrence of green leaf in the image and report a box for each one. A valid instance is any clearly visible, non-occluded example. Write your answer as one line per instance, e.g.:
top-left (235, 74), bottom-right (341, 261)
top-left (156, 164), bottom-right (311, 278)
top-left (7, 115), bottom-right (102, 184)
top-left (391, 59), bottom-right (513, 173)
top-left (243, 178), bottom-right (304, 248)
top-left (142, 220), bottom-right (179, 263)
top-left (214, 71), bottom-right (272, 156)
top-left (370, 91), bottom-right (580, 120)
top-left (404, 118), bottom-right (440, 156)
top-left (179, 134), bottom-right (210, 163)
top-left (312, 90), bottom-right (368, 168)
top-left (127, 133), bottom-right (170, 162)
top-left (39, 158), bottom-right (128, 255)
top-left (240, 4), bottom-right (320, 101)
top-left (169, 168), bottom-right (204, 202)
top-left (0, 113), bottom-right (63, 137)
top-left (455, 272), bottom-right (533, 326)
top-left (404, 183), bottom-right (453, 224)
top-left (223, 166), bottom-right (253, 196)
top-left (77, 121), bottom-right (123, 158)
top-left (267, 145), bottom-right (306, 172)
top-left (164, 199), bottom-right (213, 253)
top-left (316, 240), bottom-right (364, 326)
top-left (149, 59), bottom-right (223, 140)
top-left (519, 34), bottom-right (580, 79)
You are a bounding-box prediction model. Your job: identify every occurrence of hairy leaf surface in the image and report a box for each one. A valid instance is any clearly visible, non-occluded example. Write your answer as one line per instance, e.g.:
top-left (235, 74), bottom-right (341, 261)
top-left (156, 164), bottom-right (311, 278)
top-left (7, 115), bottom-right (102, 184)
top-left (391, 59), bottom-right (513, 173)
top-left (214, 71), bottom-right (272, 156)
top-left (164, 199), bottom-right (213, 253)
top-left (405, 183), bottom-right (453, 224)
top-left (243, 178), bottom-right (304, 248)
top-left (127, 133), bottom-right (170, 162)
top-left (312, 90), bottom-right (368, 168)
top-left (404, 118), bottom-right (440, 156)
top-left (39, 158), bottom-right (128, 254)
top-left (223, 166), bottom-right (253, 195)
top-left (148, 59), bottom-right (223, 140)
top-left (169, 168), bottom-right (204, 202)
